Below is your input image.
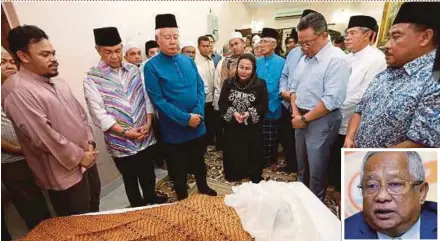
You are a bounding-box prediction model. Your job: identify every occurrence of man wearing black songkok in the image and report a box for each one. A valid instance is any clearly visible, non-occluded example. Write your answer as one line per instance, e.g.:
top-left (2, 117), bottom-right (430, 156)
top-left (345, 2), bottom-right (440, 149)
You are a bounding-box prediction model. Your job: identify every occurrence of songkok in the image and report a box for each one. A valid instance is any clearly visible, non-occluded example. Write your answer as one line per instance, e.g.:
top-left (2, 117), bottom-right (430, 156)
top-left (393, 2), bottom-right (440, 29)
top-left (261, 28), bottom-right (279, 40)
top-left (155, 14), bottom-right (178, 29)
top-left (348, 15), bottom-right (378, 30)
top-left (93, 27), bottom-right (121, 46)
top-left (393, 2), bottom-right (440, 72)
top-left (145, 40), bottom-right (159, 53)
top-left (123, 41), bottom-right (141, 54)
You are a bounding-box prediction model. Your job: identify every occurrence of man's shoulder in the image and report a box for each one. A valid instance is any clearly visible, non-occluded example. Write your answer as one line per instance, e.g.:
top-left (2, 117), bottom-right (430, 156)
top-left (345, 211), bottom-right (365, 226)
top-left (345, 211), bottom-right (376, 239)
top-left (422, 201), bottom-right (437, 215)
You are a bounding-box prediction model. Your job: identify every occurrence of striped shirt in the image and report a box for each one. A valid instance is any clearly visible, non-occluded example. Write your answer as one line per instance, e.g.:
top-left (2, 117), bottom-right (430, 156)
top-left (84, 61), bottom-right (156, 158)
top-left (1, 108), bottom-right (25, 163)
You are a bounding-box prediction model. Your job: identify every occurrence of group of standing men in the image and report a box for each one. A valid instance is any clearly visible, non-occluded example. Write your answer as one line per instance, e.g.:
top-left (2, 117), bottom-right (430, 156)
top-left (1, 3), bottom-right (439, 239)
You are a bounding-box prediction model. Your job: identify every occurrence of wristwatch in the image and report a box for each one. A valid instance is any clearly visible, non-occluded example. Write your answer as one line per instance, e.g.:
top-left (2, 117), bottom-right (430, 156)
top-left (300, 116), bottom-right (308, 125)
top-left (121, 129), bottom-right (127, 137)
top-left (88, 140), bottom-right (96, 150)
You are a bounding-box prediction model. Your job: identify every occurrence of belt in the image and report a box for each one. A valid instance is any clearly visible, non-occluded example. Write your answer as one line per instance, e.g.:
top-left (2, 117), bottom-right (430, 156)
top-left (297, 108), bottom-right (340, 115)
top-left (298, 108), bottom-right (310, 115)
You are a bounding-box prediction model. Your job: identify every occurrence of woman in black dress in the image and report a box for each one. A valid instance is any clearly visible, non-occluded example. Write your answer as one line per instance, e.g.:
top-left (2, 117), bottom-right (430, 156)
top-left (219, 53), bottom-right (268, 183)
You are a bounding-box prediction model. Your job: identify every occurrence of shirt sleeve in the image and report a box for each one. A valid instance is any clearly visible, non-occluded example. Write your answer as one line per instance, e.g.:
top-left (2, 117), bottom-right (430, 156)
top-left (83, 75), bottom-right (117, 132)
top-left (3, 91), bottom-right (84, 171)
top-left (213, 59), bottom-right (223, 110)
top-left (197, 64), bottom-right (209, 95)
top-left (279, 57), bottom-right (289, 94)
top-left (73, 97), bottom-right (94, 141)
top-left (407, 77), bottom-right (440, 147)
top-left (321, 58), bottom-right (350, 111)
top-left (346, 58), bottom-right (386, 107)
top-left (144, 62), bottom-right (191, 127)
top-left (192, 61), bottom-right (206, 117)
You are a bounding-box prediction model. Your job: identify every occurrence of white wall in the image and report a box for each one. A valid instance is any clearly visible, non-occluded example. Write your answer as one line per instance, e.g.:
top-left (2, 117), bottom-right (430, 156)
top-left (11, 0), bottom-right (238, 187)
top-left (249, 2), bottom-right (385, 34)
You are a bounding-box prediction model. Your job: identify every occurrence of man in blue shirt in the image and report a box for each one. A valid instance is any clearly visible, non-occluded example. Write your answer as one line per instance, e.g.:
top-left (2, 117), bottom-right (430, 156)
top-left (278, 11), bottom-right (313, 173)
top-left (144, 14), bottom-right (217, 200)
top-left (345, 151), bottom-right (437, 239)
top-left (256, 28), bottom-right (286, 169)
top-left (345, 2), bottom-right (440, 148)
top-left (290, 12), bottom-right (349, 201)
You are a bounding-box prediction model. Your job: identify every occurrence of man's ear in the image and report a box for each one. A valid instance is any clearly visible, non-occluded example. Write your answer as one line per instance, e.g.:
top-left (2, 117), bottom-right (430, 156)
top-left (419, 28), bottom-right (434, 48)
top-left (419, 182), bottom-right (429, 204)
top-left (16, 50), bottom-right (30, 64)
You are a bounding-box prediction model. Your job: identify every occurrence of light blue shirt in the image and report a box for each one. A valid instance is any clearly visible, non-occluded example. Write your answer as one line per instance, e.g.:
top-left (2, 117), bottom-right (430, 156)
top-left (377, 217), bottom-right (420, 239)
top-left (256, 53), bottom-right (285, 119)
top-left (289, 41), bottom-right (349, 111)
top-left (279, 47), bottom-right (304, 109)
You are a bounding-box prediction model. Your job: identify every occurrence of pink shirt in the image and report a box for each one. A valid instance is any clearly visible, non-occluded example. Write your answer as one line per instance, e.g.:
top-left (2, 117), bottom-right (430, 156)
top-left (1, 67), bottom-right (93, 190)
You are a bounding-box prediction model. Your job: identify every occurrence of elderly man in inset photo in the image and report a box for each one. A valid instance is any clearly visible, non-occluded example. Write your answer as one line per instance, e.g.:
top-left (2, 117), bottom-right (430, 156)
top-left (345, 151), bottom-right (437, 239)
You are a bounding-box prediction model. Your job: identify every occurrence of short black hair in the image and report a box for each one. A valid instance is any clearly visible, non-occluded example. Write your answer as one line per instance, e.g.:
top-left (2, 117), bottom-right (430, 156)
top-left (290, 27), bottom-right (298, 43)
top-left (284, 37), bottom-right (294, 45)
top-left (334, 35), bottom-right (345, 44)
top-left (7, 25), bottom-right (48, 60)
top-left (198, 36), bottom-right (210, 46)
top-left (297, 12), bottom-right (328, 34)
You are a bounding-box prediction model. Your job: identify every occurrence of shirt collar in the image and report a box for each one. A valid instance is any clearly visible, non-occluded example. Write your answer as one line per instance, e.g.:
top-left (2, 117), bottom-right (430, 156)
top-left (311, 40), bottom-right (332, 62)
top-left (402, 49), bottom-right (436, 76)
top-left (353, 44), bottom-right (371, 58)
top-left (263, 52), bottom-right (275, 61)
top-left (97, 60), bottom-right (130, 75)
top-left (377, 217), bottom-right (421, 239)
top-left (20, 66), bottom-right (53, 84)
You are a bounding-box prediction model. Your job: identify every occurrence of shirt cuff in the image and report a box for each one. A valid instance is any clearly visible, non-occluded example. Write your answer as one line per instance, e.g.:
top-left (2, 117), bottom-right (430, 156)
top-left (100, 117), bottom-right (117, 132)
top-left (321, 97), bottom-right (336, 111)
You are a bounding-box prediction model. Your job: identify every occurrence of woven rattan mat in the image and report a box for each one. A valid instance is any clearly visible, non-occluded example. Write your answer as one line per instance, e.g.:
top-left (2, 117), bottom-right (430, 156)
top-left (18, 195), bottom-right (252, 241)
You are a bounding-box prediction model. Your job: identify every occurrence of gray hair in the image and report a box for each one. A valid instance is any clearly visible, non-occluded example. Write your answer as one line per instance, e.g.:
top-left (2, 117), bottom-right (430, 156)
top-left (297, 12), bottom-right (328, 35)
top-left (360, 151), bottom-right (426, 182)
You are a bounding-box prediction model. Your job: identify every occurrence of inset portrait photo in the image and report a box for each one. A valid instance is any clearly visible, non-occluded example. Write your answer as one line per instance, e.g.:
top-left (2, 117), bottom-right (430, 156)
top-left (343, 150), bottom-right (437, 240)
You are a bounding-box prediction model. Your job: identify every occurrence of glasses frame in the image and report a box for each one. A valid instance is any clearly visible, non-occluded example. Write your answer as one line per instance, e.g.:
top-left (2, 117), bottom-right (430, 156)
top-left (357, 180), bottom-right (424, 196)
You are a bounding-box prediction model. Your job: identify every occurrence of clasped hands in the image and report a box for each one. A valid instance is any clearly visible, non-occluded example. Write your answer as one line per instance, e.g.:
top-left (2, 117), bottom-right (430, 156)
top-left (291, 115), bottom-right (307, 129)
top-left (234, 112), bottom-right (250, 124)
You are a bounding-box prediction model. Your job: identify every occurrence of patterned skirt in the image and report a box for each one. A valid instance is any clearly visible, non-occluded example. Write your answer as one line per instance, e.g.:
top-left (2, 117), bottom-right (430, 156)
top-left (262, 119), bottom-right (280, 166)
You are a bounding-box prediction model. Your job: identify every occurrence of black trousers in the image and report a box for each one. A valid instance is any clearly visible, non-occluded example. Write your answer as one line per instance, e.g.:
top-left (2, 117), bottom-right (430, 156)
top-left (212, 110), bottom-right (224, 150)
top-left (204, 102), bottom-right (215, 147)
top-left (166, 136), bottom-right (209, 200)
top-left (1, 160), bottom-right (51, 229)
top-left (1, 204), bottom-right (11, 241)
top-left (152, 116), bottom-right (165, 168)
top-left (329, 134), bottom-right (344, 192)
top-left (113, 146), bottom-right (157, 207)
top-left (47, 165), bottom-right (101, 216)
top-left (279, 106), bottom-right (298, 172)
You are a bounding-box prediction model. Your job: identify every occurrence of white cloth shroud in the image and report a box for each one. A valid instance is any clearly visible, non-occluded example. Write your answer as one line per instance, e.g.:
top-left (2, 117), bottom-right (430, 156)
top-left (224, 181), bottom-right (324, 241)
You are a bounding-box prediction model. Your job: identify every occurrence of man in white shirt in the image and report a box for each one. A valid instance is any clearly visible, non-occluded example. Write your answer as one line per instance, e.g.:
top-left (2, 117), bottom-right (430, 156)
top-left (123, 41), bottom-right (142, 67)
top-left (195, 35), bottom-right (216, 148)
top-left (329, 15), bottom-right (386, 192)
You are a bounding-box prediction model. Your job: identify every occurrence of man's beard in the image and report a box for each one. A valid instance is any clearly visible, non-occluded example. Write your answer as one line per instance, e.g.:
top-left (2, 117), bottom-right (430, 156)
top-left (43, 71), bottom-right (59, 78)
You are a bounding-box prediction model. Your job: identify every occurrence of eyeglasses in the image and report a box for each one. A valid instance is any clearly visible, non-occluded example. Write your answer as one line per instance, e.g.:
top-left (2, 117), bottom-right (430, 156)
top-left (298, 36), bottom-right (320, 48)
top-left (358, 180), bottom-right (424, 196)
